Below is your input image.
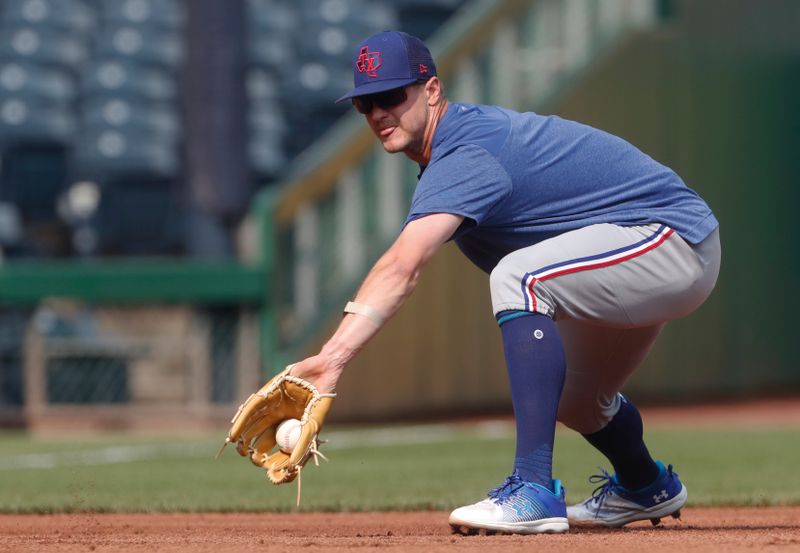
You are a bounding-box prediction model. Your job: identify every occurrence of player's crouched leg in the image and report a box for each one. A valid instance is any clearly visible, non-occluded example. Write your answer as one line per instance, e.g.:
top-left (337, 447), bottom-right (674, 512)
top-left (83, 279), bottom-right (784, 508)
top-left (557, 387), bottom-right (687, 528)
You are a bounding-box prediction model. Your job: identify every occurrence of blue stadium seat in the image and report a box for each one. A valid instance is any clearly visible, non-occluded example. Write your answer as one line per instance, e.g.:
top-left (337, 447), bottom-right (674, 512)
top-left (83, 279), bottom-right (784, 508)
top-left (0, 61), bottom-right (76, 105)
top-left (292, 1), bottom-right (397, 67)
top-left (245, 0), bottom-right (402, 157)
top-left (297, 0), bottom-right (396, 30)
top-left (92, 25), bottom-right (182, 69)
top-left (393, 0), bottom-right (466, 39)
top-left (248, 31), bottom-right (293, 75)
top-left (0, 96), bottom-right (75, 144)
top-left (280, 60), bottom-right (351, 111)
top-left (249, 100), bottom-right (287, 178)
top-left (72, 128), bottom-right (179, 181)
top-left (249, 101), bottom-right (286, 137)
top-left (247, 0), bottom-right (298, 34)
top-left (99, 0), bottom-right (184, 30)
top-left (247, 67), bottom-right (281, 103)
top-left (249, 136), bottom-right (287, 179)
top-left (69, 3), bottom-right (184, 210)
top-left (297, 22), bottom-right (364, 67)
top-left (79, 59), bottom-right (178, 102)
top-left (79, 98), bottom-right (181, 140)
top-left (0, 0), bottom-right (95, 34)
top-left (0, 25), bottom-right (89, 67)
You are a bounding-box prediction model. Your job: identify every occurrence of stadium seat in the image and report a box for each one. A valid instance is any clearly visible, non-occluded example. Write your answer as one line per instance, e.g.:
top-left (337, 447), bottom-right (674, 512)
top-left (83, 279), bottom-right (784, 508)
top-left (72, 128), bottom-right (179, 182)
top-left (0, 96), bottom-right (76, 144)
top-left (92, 25), bottom-right (182, 69)
top-left (247, 67), bottom-right (281, 103)
top-left (296, 21), bottom-right (366, 67)
top-left (0, 0), bottom-right (95, 34)
top-left (0, 61), bottom-right (76, 105)
top-left (248, 31), bottom-right (293, 75)
top-left (298, 0), bottom-right (396, 31)
top-left (249, 102), bottom-right (288, 178)
top-left (249, 98), bottom-right (286, 135)
top-left (393, 0), bottom-right (466, 39)
top-left (249, 138), bottom-right (286, 180)
top-left (79, 98), bottom-right (181, 140)
top-left (0, 25), bottom-right (89, 67)
top-left (99, 0), bottom-right (184, 30)
top-left (79, 59), bottom-right (178, 103)
top-left (247, 0), bottom-right (298, 34)
top-left (280, 60), bottom-right (351, 111)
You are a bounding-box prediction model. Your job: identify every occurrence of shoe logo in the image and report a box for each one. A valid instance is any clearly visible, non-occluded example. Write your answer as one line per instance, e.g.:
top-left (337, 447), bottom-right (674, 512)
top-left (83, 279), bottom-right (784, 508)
top-left (511, 501), bottom-right (536, 519)
top-left (533, 329), bottom-right (544, 339)
top-left (653, 490), bottom-right (669, 503)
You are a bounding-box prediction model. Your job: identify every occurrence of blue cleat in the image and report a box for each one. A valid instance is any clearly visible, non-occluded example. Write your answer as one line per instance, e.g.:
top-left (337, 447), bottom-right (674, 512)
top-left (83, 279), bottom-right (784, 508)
top-left (449, 471), bottom-right (569, 535)
top-left (567, 461), bottom-right (687, 527)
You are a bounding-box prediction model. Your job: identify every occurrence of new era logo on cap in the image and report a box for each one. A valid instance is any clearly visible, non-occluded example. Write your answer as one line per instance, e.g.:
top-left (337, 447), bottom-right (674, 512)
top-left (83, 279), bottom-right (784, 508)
top-left (336, 31), bottom-right (437, 103)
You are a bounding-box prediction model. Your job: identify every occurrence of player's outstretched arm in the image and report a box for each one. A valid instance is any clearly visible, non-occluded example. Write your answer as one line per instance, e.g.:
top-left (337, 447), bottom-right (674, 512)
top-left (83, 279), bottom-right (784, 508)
top-left (290, 212), bottom-right (464, 392)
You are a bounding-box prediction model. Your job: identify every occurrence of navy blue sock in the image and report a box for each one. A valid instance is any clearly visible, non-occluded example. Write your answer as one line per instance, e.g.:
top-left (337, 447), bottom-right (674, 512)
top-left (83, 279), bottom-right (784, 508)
top-left (582, 395), bottom-right (660, 490)
top-left (497, 310), bottom-right (565, 487)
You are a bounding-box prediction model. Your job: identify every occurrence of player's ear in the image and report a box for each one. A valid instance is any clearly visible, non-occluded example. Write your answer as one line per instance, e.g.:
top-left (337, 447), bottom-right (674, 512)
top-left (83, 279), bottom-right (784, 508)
top-left (425, 77), bottom-right (445, 105)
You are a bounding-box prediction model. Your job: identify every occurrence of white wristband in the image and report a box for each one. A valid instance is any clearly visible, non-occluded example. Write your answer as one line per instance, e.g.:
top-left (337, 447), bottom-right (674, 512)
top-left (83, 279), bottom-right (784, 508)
top-left (343, 301), bottom-right (385, 326)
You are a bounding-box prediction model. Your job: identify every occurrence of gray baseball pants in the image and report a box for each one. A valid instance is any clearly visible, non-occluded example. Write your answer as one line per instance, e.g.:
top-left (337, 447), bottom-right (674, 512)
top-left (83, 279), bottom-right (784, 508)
top-left (489, 223), bottom-right (721, 433)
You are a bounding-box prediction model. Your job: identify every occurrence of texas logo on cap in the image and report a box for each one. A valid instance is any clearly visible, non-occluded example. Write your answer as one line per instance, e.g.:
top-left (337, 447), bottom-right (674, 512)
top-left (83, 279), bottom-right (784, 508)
top-left (356, 46), bottom-right (382, 78)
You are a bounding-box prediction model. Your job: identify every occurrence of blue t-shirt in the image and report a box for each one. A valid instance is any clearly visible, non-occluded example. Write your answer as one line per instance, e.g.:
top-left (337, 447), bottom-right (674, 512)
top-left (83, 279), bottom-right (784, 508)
top-left (405, 103), bottom-right (719, 273)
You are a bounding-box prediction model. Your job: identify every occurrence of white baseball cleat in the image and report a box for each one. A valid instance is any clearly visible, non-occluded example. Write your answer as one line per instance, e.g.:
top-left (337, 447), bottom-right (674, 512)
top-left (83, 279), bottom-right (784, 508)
top-left (449, 472), bottom-right (569, 535)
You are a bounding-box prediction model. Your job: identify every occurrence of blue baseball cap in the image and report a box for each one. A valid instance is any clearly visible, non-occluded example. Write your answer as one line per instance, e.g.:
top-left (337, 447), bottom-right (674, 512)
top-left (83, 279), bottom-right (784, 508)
top-left (335, 31), bottom-right (437, 103)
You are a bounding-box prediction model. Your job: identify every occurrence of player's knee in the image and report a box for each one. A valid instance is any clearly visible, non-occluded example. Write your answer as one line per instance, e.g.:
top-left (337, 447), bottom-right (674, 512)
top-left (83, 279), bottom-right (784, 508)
top-left (557, 408), bottom-right (608, 435)
top-left (557, 394), bottom-right (618, 434)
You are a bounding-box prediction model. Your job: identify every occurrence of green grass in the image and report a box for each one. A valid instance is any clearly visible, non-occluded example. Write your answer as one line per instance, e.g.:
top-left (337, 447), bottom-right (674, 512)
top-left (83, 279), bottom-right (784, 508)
top-left (0, 423), bottom-right (797, 513)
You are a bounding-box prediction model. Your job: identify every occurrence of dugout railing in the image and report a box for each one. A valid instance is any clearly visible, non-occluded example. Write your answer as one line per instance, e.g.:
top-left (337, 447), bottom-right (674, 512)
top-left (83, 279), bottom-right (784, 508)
top-left (0, 260), bottom-right (270, 430)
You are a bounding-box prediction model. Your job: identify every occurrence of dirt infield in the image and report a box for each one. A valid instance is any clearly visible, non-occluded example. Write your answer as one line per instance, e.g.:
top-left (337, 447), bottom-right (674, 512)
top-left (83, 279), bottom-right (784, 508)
top-left (3, 399), bottom-right (799, 552)
top-left (2, 508), bottom-right (800, 553)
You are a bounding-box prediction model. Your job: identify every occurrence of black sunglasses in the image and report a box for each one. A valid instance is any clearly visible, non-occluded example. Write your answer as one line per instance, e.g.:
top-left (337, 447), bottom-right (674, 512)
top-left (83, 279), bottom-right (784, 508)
top-left (351, 79), bottom-right (431, 114)
top-left (352, 87), bottom-right (408, 114)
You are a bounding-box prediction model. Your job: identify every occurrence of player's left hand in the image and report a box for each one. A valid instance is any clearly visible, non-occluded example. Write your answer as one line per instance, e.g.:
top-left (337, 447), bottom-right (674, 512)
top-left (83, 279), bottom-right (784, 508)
top-left (220, 365), bottom-right (336, 485)
top-left (287, 354), bottom-right (343, 394)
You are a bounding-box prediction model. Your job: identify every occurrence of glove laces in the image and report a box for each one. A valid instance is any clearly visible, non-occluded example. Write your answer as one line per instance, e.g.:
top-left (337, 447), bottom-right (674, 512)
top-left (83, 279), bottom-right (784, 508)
top-left (294, 437), bottom-right (329, 507)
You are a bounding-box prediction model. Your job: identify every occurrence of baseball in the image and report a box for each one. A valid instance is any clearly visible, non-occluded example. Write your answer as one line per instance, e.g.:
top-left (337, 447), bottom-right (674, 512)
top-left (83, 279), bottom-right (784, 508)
top-left (276, 418), bottom-right (303, 454)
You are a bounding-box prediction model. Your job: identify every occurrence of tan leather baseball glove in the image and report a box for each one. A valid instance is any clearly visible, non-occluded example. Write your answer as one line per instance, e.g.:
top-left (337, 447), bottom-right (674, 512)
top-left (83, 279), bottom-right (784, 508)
top-left (220, 365), bottom-right (336, 485)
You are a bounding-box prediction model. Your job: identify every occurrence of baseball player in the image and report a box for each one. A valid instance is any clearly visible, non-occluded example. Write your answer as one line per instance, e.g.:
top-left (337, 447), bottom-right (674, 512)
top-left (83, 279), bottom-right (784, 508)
top-left (289, 31), bottom-right (721, 534)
